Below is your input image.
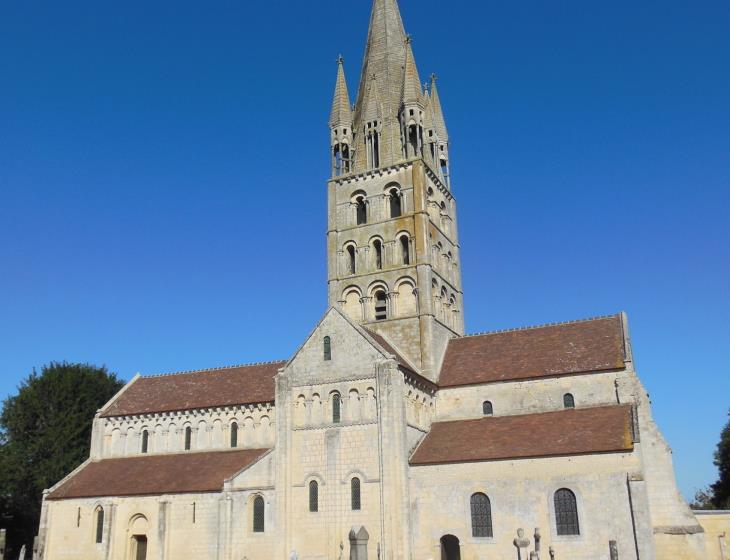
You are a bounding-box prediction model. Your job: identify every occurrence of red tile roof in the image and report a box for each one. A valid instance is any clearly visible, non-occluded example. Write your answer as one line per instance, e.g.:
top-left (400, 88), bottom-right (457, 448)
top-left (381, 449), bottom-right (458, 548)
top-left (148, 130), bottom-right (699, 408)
top-left (410, 405), bottom-right (634, 466)
top-left (101, 362), bottom-right (285, 417)
top-left (439, 315), bottom-right (626, 387)
top-left (47, 449), bottom-right (270, 500)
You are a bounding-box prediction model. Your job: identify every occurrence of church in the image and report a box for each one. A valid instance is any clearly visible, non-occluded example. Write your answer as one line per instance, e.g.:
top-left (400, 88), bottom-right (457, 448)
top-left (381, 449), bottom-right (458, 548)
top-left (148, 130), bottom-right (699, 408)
top-left (38, 1), bottom-right (708, 559)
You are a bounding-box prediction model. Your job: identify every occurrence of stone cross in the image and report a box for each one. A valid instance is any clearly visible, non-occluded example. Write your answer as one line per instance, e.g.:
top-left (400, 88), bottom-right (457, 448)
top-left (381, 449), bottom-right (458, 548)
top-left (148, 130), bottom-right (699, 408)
top-left (513, 528), bottom-right (530, 560)
top-left (610, 540), bottom-right (619, 560)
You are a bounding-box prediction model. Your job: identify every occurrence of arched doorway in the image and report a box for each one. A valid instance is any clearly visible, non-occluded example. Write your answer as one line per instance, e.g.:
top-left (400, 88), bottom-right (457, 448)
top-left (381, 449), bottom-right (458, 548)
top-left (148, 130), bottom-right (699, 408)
top-left (128, 515), bottom-right (148, 560)
top-left (440, 534), bottom-right (461, 560)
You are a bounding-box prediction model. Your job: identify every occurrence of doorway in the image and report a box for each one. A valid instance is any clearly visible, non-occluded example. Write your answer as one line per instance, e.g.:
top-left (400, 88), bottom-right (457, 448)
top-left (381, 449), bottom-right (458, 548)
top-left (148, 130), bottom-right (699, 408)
top-left (440, 534), bottom-right (460, 560)
top-left (132, 535), bottom-right (147, 560)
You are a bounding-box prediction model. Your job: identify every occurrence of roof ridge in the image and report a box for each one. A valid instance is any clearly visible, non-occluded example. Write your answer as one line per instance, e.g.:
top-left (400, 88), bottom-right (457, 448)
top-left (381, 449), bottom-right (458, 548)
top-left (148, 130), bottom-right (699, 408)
top-left (460, 313), bottom-right (621, 339)
top-left (143, 360), bottom-right (286, 379)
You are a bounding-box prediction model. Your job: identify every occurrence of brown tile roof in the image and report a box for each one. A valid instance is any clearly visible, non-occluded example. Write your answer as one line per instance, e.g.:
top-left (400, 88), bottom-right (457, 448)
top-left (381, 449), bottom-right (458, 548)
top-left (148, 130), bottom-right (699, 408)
top-left (47, 449), bottom-right (270, 500)
top-left (439, 315), bottom-right (626, 387)
top-left (101, 362), bottom-right (285, 417)
top-left (410, 405), bottom-right (633, 466)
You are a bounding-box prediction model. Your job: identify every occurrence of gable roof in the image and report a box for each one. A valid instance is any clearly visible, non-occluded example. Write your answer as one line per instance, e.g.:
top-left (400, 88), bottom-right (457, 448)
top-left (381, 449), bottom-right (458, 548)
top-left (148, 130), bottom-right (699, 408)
top-left (46, 449), bottom-right (270, 500)
top-left (410, 405), bottom-right (634, 466)
top-left (100, 362), bottom-right (284, 417)
top-left (439, 314), bottom-right (626, 387)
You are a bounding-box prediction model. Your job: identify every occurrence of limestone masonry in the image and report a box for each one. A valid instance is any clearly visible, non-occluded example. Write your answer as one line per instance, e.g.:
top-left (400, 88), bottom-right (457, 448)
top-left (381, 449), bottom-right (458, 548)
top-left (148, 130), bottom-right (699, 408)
top-left (38, 1), bottom-right (712, 559)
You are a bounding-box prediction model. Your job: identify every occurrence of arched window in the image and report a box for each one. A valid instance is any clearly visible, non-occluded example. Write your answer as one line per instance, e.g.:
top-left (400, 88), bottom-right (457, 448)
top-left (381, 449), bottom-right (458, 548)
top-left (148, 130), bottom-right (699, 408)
top-left (253, 496), bottom-right (265, 533)
top-left (141, 430), bottom-right (149, 454)
top-left (324, 336), bottom-right (332, 361)
top-left (351, 477), bottom-right (361, 511)
top-left (230, 422), bottom-right (238, 448)
top-left (563, 393), bottom-right (575, 409)
top-left (184, 426), bottom-right (192, 450)
top-left (332, 394), bottom-right (341, 424)
top-left (94, 507), bottom-right (104, 543)
top-left (482, 401), bottom-right (493, 416)
top-left (309, 480), bottom-right (319, 512)
top-left (554, 489), bottom-right (580, 535)
top-left (345, 244), bottom-right (356, 275)
top-left (356, 196), bottom-right (367, 225)
top-left (400, 236), bottom-right (410, 265)
top-left (389, 188), bottom-right (402, 218)
top-left (374, 290), bottom-right (388, 321)
top-left (470, 493), bottom-right (493, 538)
top-left (373, 239), bottom-right (383, 270)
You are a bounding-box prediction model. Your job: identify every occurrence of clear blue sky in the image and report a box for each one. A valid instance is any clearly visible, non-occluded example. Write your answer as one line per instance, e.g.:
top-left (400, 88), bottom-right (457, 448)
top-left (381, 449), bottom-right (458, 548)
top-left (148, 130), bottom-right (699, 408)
top-left (1, 1), bottom-right (728, 499)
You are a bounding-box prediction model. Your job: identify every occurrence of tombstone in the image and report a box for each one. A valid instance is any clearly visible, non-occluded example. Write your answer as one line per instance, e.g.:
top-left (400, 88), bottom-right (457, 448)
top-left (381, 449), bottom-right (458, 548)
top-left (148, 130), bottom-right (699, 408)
top-left (349, 526), bottom-right (369, 560)
top-left (0, 529), bottom-right (5, 560)
top-left (513, 528), bottom-right (530, 560)
top-left (610, 541), bottom-right (619, 560)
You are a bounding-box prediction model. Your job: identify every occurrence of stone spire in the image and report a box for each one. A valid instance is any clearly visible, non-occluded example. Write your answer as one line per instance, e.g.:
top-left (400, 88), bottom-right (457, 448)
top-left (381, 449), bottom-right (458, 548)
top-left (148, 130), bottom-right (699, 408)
top-left (429, 74), bottom-right (448, 141)
top-left (402, 36), bottom-right (423, 105)
top-left (352, 0), bottom-right (408, 171)
top-left (329, 56), bottom-right (352, 129)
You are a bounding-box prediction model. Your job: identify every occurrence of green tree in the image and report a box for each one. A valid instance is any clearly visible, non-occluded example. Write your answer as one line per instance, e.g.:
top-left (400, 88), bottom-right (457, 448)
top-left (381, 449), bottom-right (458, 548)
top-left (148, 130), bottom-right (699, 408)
top-left (710, 410), bottom-right (730, 509)
top-left (0, 362), bottom-right (123, 557)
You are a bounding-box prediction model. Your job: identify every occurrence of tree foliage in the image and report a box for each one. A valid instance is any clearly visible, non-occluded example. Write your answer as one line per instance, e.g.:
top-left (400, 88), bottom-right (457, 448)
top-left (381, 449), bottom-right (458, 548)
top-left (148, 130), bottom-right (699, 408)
top-left (0, 362), bottom-right (123, 557)
top-left (709, 409), bottom-right (730, 509)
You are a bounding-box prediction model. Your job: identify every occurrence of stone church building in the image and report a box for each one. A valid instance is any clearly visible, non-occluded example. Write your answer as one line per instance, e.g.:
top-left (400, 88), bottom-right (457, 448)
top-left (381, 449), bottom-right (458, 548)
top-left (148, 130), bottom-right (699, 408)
top-left (38, 1), bottom-right (708, 559)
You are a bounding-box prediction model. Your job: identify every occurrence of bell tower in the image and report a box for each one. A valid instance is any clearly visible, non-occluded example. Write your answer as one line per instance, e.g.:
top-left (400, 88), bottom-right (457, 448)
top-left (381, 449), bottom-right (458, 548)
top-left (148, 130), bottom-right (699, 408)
top-left (326, 0), bottom-right (463, 382)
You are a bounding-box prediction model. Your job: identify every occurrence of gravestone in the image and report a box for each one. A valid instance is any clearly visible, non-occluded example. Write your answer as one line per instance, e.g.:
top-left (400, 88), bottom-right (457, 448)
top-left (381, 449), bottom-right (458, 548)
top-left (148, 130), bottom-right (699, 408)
top-left (349, 526), bottom-right (369, 560)
top-left (513, 528), bottom-right (530, 560)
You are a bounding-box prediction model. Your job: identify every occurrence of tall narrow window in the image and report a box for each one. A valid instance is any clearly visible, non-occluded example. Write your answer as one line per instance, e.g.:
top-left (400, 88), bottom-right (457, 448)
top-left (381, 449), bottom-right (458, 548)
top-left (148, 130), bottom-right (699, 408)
top-left (356, 197), bottom-right (367, 225)
top-left (309, 481), bottom-right (319, 512)
top-left (253, 496), bottom-right (265, 533)
top-left (373, 240), bottom-right (383, 270)
top-left (482, 401), bottom-right (493, 416)
top-left (563, 393), bottom-right (575, 409)
top-left (389, 188), bottom-right (402, 218)
top-left (554, 489), bottom-right (580, 535)
top-left (332, 394), bottom-right (341, 424)
top-left (374, 290), bottom-right (388, 321)
top-left (324, 336), bottom-right (332, 361)
top-left (141, 430), bottom-right (149, 454)
top-left (351, 477), bottom-right (361, 511)
top-left (95, 507), bottom-right (104, 544)
top-left (400, 236), bottom-right (410, 265)
top-left (347, 245), bottom-right (356, 275)
top-left (230, 422), bottom-right (238, 448)
top-left (470, 493), bottom-right (493, 538)
top-left (184, 426), bottom-right (192, 450)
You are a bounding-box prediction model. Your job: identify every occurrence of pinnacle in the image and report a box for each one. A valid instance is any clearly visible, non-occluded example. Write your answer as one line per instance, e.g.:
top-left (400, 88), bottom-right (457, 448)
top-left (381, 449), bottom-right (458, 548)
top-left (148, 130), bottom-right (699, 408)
top-left (329, 57), bottom-right (353, 128)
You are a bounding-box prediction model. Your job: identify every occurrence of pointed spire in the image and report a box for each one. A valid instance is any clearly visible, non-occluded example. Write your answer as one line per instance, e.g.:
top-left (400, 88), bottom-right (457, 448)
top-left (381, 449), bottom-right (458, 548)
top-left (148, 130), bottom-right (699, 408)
top-left (352, 0), bottom-right (408, 170)
top-left (429, 73), bottom-right (448, 141)
top-left (402, 36), bottom-right (423, 105)
top-left (329, 56), bottom-right (353, 128)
